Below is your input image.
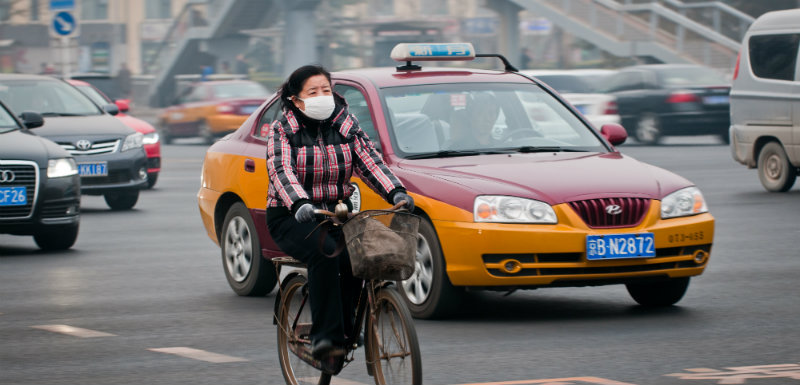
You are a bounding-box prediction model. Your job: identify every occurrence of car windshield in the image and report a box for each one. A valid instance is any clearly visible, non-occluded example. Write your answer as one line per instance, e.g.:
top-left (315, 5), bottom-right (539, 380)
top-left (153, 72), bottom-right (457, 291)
top-left (212, 82), bottom-right (270, 99)
top-left (657, 66), bottom-right (728, 87)
top-left (0, 79), bottom-right (103, 117)
top-left (74, 84), bottom-right (111, 106)
top-left (0, 102), bottom-right (21, 134)
top-left (381, 82), bottom-right (607, 158)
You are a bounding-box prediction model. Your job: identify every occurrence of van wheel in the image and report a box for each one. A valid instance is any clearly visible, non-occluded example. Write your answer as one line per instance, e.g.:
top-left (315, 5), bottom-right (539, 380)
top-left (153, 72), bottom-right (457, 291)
top-left (758, 141), bottom-right (796, 192)
top-left (398, 218), bottom-right (464, 319)
top-left (634, 113), bottom-right (662, 145)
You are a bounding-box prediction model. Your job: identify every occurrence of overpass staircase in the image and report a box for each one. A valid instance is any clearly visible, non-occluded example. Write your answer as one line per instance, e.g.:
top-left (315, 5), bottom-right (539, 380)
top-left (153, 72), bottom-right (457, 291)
top-left (511, 0), bottom-right (754, 72)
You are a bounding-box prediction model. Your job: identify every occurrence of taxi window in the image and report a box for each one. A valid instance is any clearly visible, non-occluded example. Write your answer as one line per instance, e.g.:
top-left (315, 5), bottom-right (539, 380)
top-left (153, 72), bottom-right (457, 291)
top-left (381, 83), bottom-right (606, 157)
top-left (183, 85), bottom-right (206, 103)
top-left (334, 84), bottom-right (381, 150)
top-left (254, 100), bottom-right (282, 140)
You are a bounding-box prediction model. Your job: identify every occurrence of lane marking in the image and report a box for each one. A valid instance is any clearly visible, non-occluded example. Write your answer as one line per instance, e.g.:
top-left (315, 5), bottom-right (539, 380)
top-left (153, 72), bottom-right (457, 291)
top-left (31, 324), bottom-right (116, 338)
top-left (148, 347), bottom-right (248, 363)
top-left (666, 363), bottom-right (800, 383)
top-left (452, 377), bottom-right (636, 385)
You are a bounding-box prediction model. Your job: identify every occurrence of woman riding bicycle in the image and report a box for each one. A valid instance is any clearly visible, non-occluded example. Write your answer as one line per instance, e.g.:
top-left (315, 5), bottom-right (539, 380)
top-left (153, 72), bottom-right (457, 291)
top-left (266, 65), bottom-right (414, 361)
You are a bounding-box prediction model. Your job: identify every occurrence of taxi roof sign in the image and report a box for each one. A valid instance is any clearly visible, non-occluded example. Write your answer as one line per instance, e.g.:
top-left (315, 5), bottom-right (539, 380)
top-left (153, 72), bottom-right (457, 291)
top-left (391, 43), bottom-right (475, 62)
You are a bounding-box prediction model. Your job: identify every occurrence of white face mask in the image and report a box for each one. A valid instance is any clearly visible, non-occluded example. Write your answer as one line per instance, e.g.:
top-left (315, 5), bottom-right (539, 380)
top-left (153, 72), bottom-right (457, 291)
top-left (297, 95), bottom-right (335, 121)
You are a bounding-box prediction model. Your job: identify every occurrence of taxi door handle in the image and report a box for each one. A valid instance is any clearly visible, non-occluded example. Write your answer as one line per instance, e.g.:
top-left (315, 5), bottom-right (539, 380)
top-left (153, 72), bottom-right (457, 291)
top-left (244, 159), bottom-right (256, 173)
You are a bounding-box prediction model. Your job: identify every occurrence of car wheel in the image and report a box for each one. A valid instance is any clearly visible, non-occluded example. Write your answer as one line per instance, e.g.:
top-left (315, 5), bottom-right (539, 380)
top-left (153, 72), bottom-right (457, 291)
top-left (146, 172), bottom-right (158, 189)
top-left (758, 141), bottom-right (797, 192)
top-left (104, 190), bottom-right (139, 210)
top-left (158, 122), bottom-right (173, 144)
top-left (221, 202), bottom-right (277, 296)
top-left (399, 218), bottom-right (464, 319)
top-left (634, 113), bottom-right (662, 145)
top-left (199, 121), bottom-right (214, 145)
top-left (626, 277), bottom-right (690, 306)
top-left (33, 223), bottom-right (79, 251)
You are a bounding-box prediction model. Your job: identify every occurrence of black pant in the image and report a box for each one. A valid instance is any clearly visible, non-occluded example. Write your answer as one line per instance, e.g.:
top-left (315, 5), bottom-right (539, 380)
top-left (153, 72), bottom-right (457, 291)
top-left (267, 211), bottom-right (362, 346)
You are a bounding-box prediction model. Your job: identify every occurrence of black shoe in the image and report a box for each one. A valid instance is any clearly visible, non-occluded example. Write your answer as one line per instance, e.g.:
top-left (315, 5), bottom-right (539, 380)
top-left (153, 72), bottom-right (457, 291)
top-left (311, 339), bottom-right (346, 360)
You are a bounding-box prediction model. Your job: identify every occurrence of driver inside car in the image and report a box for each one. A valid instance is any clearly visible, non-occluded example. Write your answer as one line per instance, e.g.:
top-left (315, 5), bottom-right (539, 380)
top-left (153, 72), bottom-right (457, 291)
top-left (444, 92), bottom-right (501, 150)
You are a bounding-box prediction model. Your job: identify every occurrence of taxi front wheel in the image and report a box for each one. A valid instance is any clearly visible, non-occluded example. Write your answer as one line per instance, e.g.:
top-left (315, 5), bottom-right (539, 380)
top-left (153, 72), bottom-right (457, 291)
top-left (626, 277), bottom-right (690, 306)
top-left (399, 218), bottom-right (464, 319)
top-left (221, 202), bottom-right (277, 296)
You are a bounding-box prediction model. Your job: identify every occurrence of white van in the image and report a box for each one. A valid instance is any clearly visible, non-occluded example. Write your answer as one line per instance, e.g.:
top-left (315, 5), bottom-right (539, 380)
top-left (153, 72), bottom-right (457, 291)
top-left (729, 8), bottom-right (800, 192)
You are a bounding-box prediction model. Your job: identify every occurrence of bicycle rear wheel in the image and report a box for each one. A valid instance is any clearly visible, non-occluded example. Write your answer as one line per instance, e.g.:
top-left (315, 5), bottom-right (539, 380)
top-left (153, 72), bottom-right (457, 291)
top-left (277, 275), bottom-right (332, 385)
top-left (367, 286), bottom-right (422, 385)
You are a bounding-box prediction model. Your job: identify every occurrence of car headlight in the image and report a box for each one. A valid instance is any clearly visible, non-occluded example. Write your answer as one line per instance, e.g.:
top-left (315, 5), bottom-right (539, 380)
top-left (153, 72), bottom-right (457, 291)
top-left (121, 132), bottom-right (144, 151)
top-left (661, 186), bottom-right (708, 219)
top-left (142, 132), bottom-right (159, 145)
top-left (474, 195), bottom-right (557, 223)
top-left (47, 158), bottom-right (78, 178)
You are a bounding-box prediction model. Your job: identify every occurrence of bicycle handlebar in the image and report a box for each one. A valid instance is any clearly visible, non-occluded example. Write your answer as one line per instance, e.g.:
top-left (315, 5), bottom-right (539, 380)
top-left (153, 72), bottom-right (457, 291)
top-left (313, 199), bottom-right (409, 219)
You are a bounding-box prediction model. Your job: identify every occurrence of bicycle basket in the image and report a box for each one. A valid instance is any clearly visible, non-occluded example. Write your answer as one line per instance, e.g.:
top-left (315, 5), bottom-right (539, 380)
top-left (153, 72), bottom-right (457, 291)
top-left (342, 210), bottom-right (420, 281)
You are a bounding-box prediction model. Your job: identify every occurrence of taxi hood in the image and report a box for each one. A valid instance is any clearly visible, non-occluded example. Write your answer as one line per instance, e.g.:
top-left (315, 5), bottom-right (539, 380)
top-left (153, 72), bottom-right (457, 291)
top-left (395, 152), bottom-right (692, 212)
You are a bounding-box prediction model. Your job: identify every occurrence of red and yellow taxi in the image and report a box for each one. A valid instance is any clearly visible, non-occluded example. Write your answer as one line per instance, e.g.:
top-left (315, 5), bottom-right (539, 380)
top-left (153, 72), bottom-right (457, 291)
top-left (198, 43), bottom-right (714, 319)
top-left (158, 80), bottom-right (271, 144)
top-left (68, 79), bottom-right (162, 188)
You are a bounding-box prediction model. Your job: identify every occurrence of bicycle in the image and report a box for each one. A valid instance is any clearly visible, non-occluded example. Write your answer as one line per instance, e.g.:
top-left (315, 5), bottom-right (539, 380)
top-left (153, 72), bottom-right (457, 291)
top-left (272, 201), bottom-right (423, 385)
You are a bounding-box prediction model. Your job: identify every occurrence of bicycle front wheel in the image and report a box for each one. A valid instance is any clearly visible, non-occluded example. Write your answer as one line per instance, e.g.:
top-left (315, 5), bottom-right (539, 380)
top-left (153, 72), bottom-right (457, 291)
top-left (367, 285), bottom-right (422, 385)
top-left (277, 274), bottom-right (332, 385)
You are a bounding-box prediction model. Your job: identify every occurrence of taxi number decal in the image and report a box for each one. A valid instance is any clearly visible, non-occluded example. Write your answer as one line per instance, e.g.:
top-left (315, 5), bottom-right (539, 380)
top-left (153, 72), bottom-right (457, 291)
top-left (667, 231), bottom-right (705, 243)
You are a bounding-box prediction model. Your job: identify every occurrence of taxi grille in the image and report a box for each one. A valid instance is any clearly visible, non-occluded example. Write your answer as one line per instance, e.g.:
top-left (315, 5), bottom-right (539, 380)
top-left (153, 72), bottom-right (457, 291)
top-left (0, 162), bottom-right (38, 220)
top-left (568, 197), bottom-right (651, 228)
top-left (59, 139), bottom-right (120, 156)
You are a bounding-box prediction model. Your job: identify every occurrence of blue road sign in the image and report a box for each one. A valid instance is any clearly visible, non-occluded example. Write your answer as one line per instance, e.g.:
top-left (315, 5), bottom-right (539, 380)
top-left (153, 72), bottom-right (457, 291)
top-left (50, 0), bottom-right (75, 11)
top-left (52, 11), bottom-right (77, 37)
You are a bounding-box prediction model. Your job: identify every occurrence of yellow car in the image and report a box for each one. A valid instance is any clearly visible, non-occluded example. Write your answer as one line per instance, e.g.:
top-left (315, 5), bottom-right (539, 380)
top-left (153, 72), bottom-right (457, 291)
top-left (158, 80), bottom-right (271, 144)
top-left (199, 43), bottom-right (714, 319)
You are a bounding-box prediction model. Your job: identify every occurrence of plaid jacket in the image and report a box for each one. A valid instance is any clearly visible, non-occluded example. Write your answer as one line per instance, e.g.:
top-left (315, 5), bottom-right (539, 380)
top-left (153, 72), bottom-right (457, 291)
top-left (267, 101), bottom-right (405, 211)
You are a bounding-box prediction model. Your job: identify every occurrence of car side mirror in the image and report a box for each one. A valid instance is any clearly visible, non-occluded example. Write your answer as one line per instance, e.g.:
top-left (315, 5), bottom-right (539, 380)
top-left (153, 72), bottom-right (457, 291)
top-left (103, 103), bottom-right (120, 116)
top-left (114, 99), bottom-right (130, 113)
top-left (600, 123), bottom-right (627, 146)
top-left (19, 111), bottom-right (44, 129)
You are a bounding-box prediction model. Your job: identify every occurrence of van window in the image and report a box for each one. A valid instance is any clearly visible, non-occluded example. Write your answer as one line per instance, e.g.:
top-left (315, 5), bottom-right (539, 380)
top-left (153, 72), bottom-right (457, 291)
top-left (748, 33), bottom-right (800, 81)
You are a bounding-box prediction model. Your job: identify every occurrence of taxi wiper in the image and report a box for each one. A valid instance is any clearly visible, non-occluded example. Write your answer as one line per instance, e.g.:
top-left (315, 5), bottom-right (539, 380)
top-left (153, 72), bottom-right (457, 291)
top-left (513, 146), bottom-right (584, 153)
top-left (39, 112), bottom-right (85, 117)
top-left (405, 150), bottom-right (482, 159)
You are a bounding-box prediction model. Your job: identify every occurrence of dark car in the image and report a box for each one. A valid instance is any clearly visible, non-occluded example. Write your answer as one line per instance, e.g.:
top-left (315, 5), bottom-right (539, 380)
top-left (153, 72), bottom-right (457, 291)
top-left (0, 74), bottom-right (148, 210)
top-left (0, 101), bottom-right (81, 250)
top-left (601, 64), bottom-right (731, 144)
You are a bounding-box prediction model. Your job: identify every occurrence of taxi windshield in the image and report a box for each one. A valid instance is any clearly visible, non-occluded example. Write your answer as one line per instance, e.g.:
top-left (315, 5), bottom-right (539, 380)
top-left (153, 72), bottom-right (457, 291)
top-left (0, 103), bottom-right (21, 134)
top-left (74, 84), bottom-right (111, 106)
top-left (0, 79), bottom-right (103, 117)
top-left (381, 83), bottom-right (608, 158)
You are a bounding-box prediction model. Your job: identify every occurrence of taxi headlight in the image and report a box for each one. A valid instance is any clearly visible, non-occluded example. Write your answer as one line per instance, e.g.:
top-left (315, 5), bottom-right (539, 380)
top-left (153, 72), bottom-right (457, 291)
top-left (47, 158), bottom-right (78, 178)
top-left (121, 132), bottom-right (144, 151)
top-left (661, 186), bottom-right (708, 219)
top-left (142, 132), bottom-right (159, 145)
top-left (474, 195), bottom-right (557, 224)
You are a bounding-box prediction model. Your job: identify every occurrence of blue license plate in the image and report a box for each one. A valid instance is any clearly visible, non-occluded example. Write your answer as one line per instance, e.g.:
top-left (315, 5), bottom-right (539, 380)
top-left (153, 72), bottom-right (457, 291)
top-left (703, 95), bottom-right (729, 105)
top-left (78, 162), bottom-right (107, 177)
top-left (0, 186), bottom-right (27, 206)
top-left (241, 105), bottom-right (258, 114)
top-left (587, 233), bottom-right (655, 260)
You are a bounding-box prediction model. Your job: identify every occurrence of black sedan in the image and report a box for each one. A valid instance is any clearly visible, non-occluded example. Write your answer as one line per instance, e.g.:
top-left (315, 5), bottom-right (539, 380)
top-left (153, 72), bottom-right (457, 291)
top-left (601, 64), bottom-right (730, 145)
top-left (0, 101), bottom-right (81, 250)
top-left (0, 74), bottom-right (148, 210)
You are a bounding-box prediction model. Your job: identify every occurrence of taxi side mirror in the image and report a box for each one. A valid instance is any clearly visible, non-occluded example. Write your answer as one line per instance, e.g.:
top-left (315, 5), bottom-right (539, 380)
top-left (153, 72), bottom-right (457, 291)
top-left (600, 123), bottom-right (627, 146)
top-left (115, 99), bottom-right (130, 113)
top-left (19, 111), bottom-right (44, 129)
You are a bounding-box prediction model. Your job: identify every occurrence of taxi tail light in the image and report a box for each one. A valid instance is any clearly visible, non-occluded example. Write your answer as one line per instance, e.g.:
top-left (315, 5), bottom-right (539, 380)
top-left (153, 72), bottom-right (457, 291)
top-left (217, 103), bottom-right (235, 114)
top-left (603, 100), bottom-right (618, 115)
top-left (666, 92), bottom-right (700, 104)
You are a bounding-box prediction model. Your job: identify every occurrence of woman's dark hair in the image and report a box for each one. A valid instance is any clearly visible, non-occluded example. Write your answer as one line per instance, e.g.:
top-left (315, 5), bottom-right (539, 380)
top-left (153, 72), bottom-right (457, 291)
top-left (279, 65), bottom-right (332, 111)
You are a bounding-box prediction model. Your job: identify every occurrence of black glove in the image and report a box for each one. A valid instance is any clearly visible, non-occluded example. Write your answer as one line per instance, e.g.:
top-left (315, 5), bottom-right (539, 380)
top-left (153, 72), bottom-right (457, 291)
top-left (392, 192), bottom-right (415, 211)
top-left (294, 203), bottom-right (316, 223)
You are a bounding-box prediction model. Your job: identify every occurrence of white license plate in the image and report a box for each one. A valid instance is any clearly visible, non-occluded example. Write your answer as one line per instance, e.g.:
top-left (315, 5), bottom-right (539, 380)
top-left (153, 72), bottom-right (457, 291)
top-left (0, 186), bottom-right (27, 206)
top-left (78, 162), bottom-right (108, 177)
top-left (587, 233), bottom-right (655, 260)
